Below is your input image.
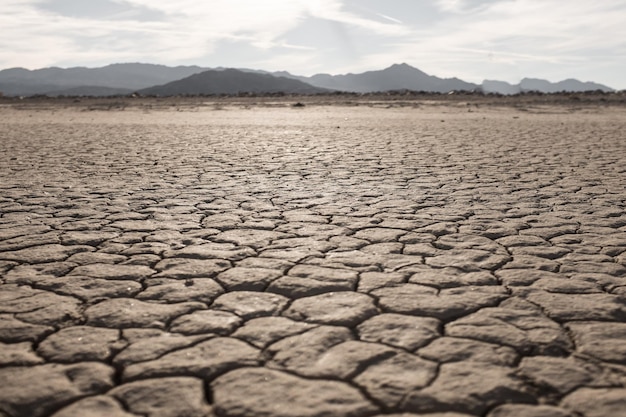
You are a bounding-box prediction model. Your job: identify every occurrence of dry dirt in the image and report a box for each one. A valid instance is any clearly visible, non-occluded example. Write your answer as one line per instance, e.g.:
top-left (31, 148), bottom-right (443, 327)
top-left (1, 97), bottom-right (625, 417)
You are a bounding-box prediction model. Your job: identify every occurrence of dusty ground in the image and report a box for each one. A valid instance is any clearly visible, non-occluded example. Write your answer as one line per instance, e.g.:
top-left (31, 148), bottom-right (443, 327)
top-left (1, 97), bottom-right (626, 417)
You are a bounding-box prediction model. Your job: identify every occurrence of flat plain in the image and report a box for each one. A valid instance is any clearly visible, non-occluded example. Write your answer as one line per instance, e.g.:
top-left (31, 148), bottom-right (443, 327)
top-left (1, 96), bottom-right (626, 417)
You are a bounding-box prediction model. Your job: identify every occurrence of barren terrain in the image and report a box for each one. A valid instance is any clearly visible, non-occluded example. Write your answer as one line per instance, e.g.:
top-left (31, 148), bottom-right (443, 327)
top-left (1, 97), bottom-right (625, 417)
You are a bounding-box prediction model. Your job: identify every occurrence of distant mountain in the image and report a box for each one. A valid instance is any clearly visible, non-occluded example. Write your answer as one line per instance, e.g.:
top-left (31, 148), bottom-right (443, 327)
top-left (0, 62), bottom-right (616, 97)
top-left (481, 80), bottom-right (521, 95)
top-left (283, 63), bottom-right (478, 93)
top-left (521, 78), bottom-right (613, 93)
top-left (41, 86), bottom-right (134, 97)
top-left (482, 77), bottom-right (613, 95)
top-left (0, 82), bottom-right (63, 97)
top-left (0, 63), bottom-right (208, 96)
top-left (138, 68), bottom-right (328, 96)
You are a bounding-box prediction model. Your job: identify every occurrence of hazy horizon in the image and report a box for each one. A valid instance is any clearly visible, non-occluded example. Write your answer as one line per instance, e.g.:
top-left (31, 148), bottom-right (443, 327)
top-left (2, 0), bottom-right (625, 89)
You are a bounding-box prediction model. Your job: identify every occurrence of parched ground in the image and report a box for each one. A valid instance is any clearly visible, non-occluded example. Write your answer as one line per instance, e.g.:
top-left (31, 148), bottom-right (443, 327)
top-left (1, 98), bottom-right (626, 417)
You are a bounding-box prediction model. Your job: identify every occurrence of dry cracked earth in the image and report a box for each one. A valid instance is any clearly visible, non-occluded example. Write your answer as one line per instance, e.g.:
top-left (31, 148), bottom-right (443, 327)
top-left (1, 100), bottom-right (626, 417)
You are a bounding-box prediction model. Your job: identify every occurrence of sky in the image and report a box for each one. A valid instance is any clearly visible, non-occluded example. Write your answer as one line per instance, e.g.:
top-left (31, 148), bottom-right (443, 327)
top-left (1, 0), bottom-right (625, 89)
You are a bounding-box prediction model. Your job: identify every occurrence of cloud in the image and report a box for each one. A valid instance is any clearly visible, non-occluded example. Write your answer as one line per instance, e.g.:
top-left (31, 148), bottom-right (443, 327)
top-left (334, 0), bottom-right (626, 87)
top-left (376, 13), bottom-right (403, 24)
top-left (434, 0), bottom-right (504, 13)
top-left (0, 0), bottom-right (624, 88)
top-left (0, 0), bottom-right (407, 68)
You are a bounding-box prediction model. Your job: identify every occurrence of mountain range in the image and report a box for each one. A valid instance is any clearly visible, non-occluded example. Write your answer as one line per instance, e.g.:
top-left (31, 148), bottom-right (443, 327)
top-left (139, 68), bottom-right (327, 96)
top-left (276, 63), bottom-right (478, 93)
top-left (0, 63), bottom-right (614, 97)
top-left (0, 63), bottom-right (205, 96)
top-left (481, 78), bottom-right (614, 95)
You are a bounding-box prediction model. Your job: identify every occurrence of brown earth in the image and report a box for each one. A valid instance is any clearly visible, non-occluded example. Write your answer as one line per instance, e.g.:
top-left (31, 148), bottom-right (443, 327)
top-left (1, 97), bottom-right (625, 417)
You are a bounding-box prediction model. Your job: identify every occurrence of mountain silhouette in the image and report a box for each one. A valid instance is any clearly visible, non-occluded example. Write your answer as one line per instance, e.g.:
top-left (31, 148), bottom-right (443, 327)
top-left (0, 63), bottom-right (208, 96)
top-left (283, 63), bottom-right (478, 93)
top-left (40, 86), bottom-right (134, 97)
top-left (0, 62), bottom-right (616, 97)
top-left (138, 68), bottom-right (328, 96)
top-left (482, 78), bottom-right (613, 95)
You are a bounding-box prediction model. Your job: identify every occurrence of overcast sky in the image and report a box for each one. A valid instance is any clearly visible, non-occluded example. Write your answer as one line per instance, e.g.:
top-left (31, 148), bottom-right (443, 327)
top-left (1, 0), bottom-right (625, 89)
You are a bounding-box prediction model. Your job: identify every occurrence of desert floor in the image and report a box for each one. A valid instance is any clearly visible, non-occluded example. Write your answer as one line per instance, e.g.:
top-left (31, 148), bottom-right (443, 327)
top-left (1, 97), bottom-right (626, 417)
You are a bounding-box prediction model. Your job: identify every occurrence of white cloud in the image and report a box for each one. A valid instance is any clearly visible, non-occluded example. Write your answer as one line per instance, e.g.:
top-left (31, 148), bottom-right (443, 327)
top-left (0, 0), bottom-right (624, 88)
top-left (331, 0), bottom-right (626, 87)
top-left (376, 13), bottom-right (403, 24)
top-left (0, 0), bottom-right (406, 67)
